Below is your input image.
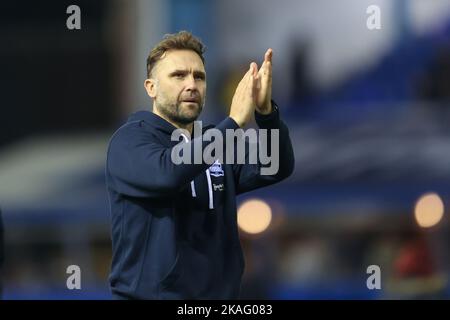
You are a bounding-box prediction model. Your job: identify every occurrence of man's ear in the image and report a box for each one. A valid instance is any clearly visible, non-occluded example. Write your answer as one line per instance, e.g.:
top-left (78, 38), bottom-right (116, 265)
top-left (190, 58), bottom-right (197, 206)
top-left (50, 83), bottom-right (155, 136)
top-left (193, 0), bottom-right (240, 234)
top-left (144, 78), bottom-right (157, 98)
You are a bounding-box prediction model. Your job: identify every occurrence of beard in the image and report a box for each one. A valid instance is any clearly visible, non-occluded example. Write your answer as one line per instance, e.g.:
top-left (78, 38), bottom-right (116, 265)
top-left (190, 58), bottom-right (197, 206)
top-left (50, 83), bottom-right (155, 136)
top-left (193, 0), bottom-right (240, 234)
top-left (156, 97), bottom-right (204, 125)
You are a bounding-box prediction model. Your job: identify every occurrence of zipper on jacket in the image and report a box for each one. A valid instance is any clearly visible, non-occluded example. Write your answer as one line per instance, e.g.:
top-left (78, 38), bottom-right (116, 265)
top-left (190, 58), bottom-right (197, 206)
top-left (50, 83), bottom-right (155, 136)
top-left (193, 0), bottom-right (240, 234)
top-left (180, 132), bottom-right (214, 209)
top-left (205, 169), bottom-right (214, 209)
top-left (180, 133), bottom-right (197, 198)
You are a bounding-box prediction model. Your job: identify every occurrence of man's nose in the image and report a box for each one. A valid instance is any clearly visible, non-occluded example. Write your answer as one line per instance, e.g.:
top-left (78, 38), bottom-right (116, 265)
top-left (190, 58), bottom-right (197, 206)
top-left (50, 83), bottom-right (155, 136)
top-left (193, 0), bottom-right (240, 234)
top-left (185, 75), bottom-right (198, 91)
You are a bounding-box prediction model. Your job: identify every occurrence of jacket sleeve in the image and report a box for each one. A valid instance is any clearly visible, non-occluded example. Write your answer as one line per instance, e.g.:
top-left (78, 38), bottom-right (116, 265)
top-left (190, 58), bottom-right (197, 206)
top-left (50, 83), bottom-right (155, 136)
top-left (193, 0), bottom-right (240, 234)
top-left (106, 117), bottom-right (239, 198)
top-left (232, 101), bottom-right (295, 195)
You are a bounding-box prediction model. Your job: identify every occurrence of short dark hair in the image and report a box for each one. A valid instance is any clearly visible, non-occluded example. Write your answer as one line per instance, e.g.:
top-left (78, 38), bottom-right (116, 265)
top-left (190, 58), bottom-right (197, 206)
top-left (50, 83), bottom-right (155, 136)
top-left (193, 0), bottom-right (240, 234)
top-left (146, 31), bottom-right (206, 78)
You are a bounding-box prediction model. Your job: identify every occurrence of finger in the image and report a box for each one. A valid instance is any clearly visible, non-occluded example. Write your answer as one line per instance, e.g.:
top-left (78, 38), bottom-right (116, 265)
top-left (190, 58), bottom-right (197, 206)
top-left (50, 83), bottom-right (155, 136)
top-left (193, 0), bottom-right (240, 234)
top-left (264, 48), bottom-right (273, 63)
top-left (252, 77), bottom-right (259, 100)
top-left (238, 63), bottom-right (253, 88)
top-left (246, 63), bottom-right (254, 82)
top-left (245, 63), bottom-right (253, 77)
top-left (247, 74), bottom-right (256, 99)
top-left (243, 64), bottom-right (253, 95)
top-left (251, 68), bottom-right (258, 87)
top-left (259, 52), bottom-right (272, 75)
top-left (259, 62), bottom-right (272, 79)
top-left (250, 62), bottom-right (258, 77)
top-left (246, 62), bottom-right (258, 86)
top-left (266, 60), bottom-right (272, 77)
top-left (241, 63), bottom-right (254, 85)
top-left (245, 64), bottom-right (257, 97)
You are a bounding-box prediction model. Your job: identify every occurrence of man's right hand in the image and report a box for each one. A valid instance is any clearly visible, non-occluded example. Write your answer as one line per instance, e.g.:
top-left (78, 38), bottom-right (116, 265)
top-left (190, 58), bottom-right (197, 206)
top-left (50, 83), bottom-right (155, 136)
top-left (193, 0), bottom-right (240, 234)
top-left (229, 62), bottom-right (258, 128)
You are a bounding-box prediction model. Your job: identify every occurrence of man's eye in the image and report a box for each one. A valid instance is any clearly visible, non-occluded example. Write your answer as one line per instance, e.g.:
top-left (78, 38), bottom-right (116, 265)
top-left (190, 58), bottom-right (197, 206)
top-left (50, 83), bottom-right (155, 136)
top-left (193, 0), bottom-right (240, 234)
top-left (195, 75), bottom-right (205, 80)
top-left (173, 73), bottom-right (184, 78)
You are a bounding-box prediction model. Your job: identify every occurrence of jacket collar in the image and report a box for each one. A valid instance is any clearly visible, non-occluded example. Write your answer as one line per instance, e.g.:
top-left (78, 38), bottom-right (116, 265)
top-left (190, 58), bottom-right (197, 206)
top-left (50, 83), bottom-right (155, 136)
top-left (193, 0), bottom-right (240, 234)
top-left (128, 110), bottom-right (214, 135)
top-left (128, 110), bottom-right (177, 135)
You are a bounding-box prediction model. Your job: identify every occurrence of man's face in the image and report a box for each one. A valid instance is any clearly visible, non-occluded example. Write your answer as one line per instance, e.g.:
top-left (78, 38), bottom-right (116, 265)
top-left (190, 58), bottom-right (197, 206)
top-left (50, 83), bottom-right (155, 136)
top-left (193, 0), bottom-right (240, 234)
top-left (146, 49), bottom-right (206, 125)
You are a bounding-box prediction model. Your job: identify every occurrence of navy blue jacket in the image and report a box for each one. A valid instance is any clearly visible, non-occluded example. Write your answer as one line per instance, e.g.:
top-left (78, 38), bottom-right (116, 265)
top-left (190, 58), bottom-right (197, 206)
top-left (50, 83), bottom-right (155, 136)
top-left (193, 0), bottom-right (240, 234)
top-left (106, 105), bottom-right (294, 299)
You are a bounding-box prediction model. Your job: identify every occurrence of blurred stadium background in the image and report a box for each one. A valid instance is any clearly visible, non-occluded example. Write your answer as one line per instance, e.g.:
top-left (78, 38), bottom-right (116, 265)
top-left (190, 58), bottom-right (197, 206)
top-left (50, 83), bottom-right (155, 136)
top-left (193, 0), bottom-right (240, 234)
top-left (0, 0), bottom-right (449, 299)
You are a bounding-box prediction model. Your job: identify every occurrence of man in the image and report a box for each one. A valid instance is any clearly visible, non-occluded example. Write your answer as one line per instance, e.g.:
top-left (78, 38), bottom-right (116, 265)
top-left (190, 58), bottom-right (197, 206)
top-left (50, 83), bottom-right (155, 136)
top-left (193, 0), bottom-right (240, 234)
top-left (106, 31), bottom-right (294, 299)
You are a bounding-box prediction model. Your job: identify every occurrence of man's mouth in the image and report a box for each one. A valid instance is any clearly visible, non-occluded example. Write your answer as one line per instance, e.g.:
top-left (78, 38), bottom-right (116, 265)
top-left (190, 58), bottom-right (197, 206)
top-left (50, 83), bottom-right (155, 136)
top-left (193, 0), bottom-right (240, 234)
top-left (181, 98), bottom-right (199, 104)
